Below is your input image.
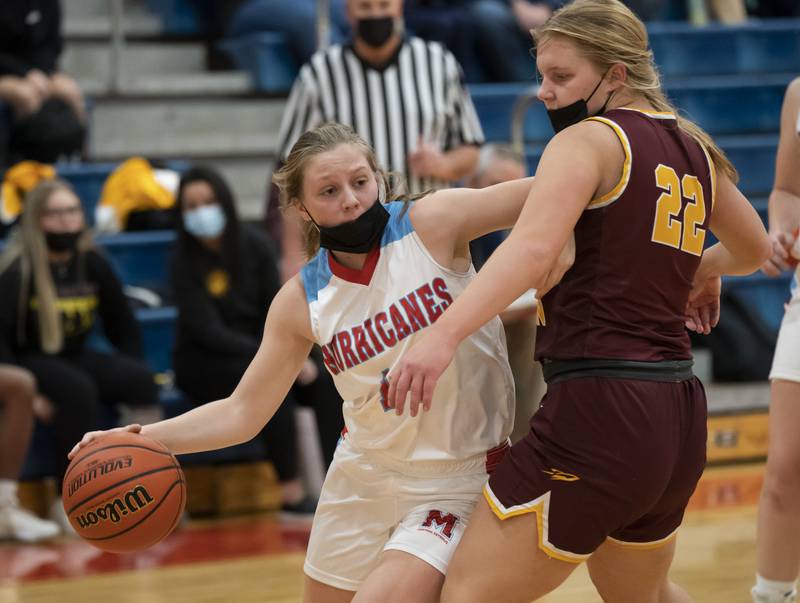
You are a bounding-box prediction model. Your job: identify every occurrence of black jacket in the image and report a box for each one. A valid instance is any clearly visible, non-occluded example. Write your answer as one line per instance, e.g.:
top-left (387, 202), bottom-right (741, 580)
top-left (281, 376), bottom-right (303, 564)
top-left (0, 0), bottom-right (63, 77)
top-left (0, 249), bottom-right (143, 362)
top-left (171, 225), bottom-right (281, 360)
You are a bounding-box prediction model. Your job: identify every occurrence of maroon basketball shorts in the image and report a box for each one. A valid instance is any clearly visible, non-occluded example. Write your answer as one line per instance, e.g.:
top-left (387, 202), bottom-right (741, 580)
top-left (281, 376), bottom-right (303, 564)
top-left (484, 376), bottom-right (707, 563)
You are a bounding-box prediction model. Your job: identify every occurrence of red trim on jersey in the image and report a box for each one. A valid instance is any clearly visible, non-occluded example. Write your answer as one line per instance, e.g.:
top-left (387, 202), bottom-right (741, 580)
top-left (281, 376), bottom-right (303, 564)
top-left (485, 440), bottom-right (510, 475)
top-left (328, 246), bottom-right (381, 286)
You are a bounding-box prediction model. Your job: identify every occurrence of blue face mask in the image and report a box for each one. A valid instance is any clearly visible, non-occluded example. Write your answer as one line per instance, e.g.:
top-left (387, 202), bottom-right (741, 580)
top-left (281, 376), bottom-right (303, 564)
top-left (183, 204), bottom-right (227, 239)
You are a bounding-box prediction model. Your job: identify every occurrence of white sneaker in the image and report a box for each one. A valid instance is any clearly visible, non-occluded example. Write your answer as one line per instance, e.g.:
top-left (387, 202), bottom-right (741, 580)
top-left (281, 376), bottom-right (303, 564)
top-left (0, 498), bottom-right (61, 543)
top-left (752, 587), bottom-right (797, 603)
top-left (48, 498), bottom-right (77, 537)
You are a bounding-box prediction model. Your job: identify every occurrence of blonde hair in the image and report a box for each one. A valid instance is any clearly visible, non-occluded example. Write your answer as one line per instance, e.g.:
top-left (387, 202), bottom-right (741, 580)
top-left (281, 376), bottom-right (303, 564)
top-left (534, 0), bottom-right (737, 182)
top-left (272, 123), bottom-right (409, 258)
top-left (0, 179), bottom-right (92, 353)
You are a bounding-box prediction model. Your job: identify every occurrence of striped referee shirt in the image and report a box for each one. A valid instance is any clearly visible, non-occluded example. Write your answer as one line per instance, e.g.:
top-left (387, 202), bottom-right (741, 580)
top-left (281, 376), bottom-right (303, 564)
top-left (277, 36), bottom-right (485, 194)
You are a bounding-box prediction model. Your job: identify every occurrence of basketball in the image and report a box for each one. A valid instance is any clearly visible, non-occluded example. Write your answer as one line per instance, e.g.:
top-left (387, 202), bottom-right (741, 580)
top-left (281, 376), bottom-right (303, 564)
top-left (62, 432), bottom-right (186, 554)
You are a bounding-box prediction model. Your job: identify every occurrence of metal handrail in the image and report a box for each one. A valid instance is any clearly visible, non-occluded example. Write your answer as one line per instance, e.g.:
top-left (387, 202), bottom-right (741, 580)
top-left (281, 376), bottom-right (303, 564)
top-left (510, 84), bottom-right (541, 156)
top-left (109, 0), bottom-right (125, 94)
top-left (316, 0), bottom-right (330, 51)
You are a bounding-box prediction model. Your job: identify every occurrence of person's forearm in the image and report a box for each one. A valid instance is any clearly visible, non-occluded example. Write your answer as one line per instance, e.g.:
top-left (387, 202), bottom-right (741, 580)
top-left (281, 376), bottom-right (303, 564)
top-left (440, 145), bottom-right (480, 181)
top-left (768, 189), bottom-right (800, 235)
top-left (140, 397), bottom-right (263, 455)
top-left (434, 229), bottom-right (554, 346)
top-left (696, 242), bottom-right (766, 280)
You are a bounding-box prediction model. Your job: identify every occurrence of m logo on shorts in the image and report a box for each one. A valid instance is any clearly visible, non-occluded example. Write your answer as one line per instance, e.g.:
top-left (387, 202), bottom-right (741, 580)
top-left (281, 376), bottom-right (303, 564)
top-left (419, 510), bottom-right (459, 542)
top-left (543, 468), bottom-right (580, 482)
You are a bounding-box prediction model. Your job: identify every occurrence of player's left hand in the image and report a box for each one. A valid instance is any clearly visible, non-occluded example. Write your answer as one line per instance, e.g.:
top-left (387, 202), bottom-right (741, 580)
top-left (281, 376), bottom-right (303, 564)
top-left (408, 139), bottom-right (446, 180)
top-left (685, 275), bottom-right (721, 335)
top-left (386, 328), bottom-right (458, 417)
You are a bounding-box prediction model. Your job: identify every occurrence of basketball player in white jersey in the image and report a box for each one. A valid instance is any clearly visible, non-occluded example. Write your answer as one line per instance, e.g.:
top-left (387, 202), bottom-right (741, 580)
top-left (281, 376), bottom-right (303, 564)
top-left (70, 123), bottom-right (574, 602)
top-left (753, 77), bottom-right (800, 603)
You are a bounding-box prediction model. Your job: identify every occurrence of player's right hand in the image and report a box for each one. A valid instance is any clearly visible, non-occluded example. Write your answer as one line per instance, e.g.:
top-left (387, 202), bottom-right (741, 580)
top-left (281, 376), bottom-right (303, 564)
top-left (760, 231), bottom-right (796, 277)
top-left (68, 424), bottom-right (142, 460)
top-left (685, 275), bottom-right (721, 335)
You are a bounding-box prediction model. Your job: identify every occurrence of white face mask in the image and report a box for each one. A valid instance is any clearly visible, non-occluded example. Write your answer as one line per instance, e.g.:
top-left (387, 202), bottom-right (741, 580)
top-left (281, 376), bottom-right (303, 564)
top-left (183, 204), bottom-right (227, 238)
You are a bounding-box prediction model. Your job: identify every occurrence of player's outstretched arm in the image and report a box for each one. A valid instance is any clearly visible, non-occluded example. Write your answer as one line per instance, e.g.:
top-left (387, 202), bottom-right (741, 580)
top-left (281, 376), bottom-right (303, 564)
top-left (411, 177), bottom-right (536, 248)
top-left (762, 77), bottom-right (800, 277)
top-left (698, 173), bottom-right (772, 281)
top-left (388, 123), bottom-right (608, 415)
top-left (412, 176), bottom-right (576, 294)
top-left (69, 277), bottom-right (314, 459)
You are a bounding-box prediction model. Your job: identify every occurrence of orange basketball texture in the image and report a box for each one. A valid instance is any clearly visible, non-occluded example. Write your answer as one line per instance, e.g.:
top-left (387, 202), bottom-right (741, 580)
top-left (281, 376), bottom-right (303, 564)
top-left (62, 432), bottom-right (186, 553)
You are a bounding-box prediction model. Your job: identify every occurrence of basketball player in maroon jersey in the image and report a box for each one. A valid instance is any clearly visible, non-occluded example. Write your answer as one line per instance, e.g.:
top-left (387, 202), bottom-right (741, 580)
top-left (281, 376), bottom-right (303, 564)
top-left (387, 0), bottom-right (772, 600)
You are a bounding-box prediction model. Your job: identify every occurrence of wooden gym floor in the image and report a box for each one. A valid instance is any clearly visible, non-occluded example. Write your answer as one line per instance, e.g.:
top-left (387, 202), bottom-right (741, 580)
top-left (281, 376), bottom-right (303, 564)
top-left (0, 462), bottom-right (766, 603)
top-left (1, 384), bottom-right (771, 602)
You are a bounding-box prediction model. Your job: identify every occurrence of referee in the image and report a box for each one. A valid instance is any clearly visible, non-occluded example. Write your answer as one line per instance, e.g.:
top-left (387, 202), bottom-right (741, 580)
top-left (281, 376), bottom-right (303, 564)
top-left (278, 0), bottom-right (484, 192)
top-left (267, 0), bottom-right (485, 274)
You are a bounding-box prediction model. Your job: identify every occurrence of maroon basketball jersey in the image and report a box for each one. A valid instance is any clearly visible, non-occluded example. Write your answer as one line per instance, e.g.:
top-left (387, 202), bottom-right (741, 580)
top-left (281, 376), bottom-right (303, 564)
top-left (536, 108), bottom-right (716, 362)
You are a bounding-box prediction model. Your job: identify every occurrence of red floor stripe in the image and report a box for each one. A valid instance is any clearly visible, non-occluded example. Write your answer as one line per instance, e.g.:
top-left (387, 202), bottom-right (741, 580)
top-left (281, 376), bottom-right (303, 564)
top-left (0, 519), bottom-right (310, 582)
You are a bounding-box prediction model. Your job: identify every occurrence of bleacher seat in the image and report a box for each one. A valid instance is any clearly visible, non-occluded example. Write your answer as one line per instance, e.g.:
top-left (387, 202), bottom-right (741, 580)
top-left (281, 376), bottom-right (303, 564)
top-left (137, 306), bottom-right (178, 374)
top-left (57, 162), bottom-right (119, 225)
top-left (525, 134), bottom-right (778, 198)
top-left (142, 0), bottom-right (200, 34)
top-left (668, 76), bottom-right (788, 136)
top-left (724, 273), bottom-right (794, 334)
top-left (220, 33), bottom-right (298, 94)
top-left (473, 75), bottom-right (791, 144)
top-left (716, 135), bottom-right (778, 196)
top-left (97, 230), bottom-right (176, 294)
top-left (649, 20), bottom-right (800, 77)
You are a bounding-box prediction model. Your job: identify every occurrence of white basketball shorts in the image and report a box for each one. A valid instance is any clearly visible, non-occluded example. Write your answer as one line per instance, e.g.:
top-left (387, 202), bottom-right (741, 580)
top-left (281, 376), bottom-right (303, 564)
top-left (303, 438), bottom-right (490, 591)
top-left (770, 285), bottom-right (800, 383)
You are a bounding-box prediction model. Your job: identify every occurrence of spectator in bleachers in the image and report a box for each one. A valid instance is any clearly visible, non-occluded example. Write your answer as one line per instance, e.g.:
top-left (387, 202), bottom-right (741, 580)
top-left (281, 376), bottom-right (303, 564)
top-left (0, 1), bottom-right (85, 164)
top-left (171, 166), bottom-right (343, 516)
top-left (268, 0), bottom-right (484, 278)
top-left (226, 0), bottom-right (350, 67)
top-left (461, 0), bottom-right (565, 82)
top-left (752, 77), bottom-right (800, 603)
top-left (702, 0), bottom-right (746, 23)
top-left (0, 179), bottom-right (160, 532)
top-left (0, 364), bottom-right (60, 542)
top-left (747, 0), bottom-right (798, 17)
top-left (466, 144), bottom-right (546, 443)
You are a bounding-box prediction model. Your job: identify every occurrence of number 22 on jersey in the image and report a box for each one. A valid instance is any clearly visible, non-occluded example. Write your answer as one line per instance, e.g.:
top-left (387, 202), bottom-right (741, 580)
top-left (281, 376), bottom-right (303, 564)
top-left (651, 164), bottom-right (707, 256)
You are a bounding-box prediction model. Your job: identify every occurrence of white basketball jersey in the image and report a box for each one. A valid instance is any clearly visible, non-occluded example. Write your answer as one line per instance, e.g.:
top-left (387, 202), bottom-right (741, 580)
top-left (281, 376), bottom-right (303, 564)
top-left (300, 202), bottom-right (514, 470)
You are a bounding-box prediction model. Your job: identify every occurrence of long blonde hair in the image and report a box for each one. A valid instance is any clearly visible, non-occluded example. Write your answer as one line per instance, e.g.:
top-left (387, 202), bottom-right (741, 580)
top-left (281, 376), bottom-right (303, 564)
top-left (534, 0), bottom-right (737, 182)
top-left (0, 179), bottom-right (92, 353)
top-left (272, 123), bottom-right (409, 258)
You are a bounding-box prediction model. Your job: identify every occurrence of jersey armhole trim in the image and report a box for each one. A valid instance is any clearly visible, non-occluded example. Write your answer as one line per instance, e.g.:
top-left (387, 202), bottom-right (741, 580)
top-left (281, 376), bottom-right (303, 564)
top-left (699, 143), bottom-right (717, 211)
top-left (584, 116), bottom-right (632, 210)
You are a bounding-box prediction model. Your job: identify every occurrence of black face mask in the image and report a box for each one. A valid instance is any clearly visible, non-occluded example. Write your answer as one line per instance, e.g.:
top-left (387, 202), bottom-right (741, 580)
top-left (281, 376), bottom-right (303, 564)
top-left (356, 16), bottom-right (395, 48)
top-left (306, 200), bottom-right (390, 254)
top-left (546, 76), bottom-right (612, 134)
top-left (44, 230), bottom-right (81, 252)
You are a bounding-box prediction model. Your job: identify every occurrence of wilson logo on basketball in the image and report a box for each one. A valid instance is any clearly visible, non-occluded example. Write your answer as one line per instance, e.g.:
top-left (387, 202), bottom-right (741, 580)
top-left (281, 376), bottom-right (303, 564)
top-left (75, 485), bottom-right (155, 528)
top-left (67, 456), bottom-right (133, 497)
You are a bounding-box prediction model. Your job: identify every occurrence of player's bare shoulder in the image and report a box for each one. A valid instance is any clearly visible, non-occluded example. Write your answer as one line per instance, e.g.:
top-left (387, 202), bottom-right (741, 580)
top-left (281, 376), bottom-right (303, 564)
top-left (270, 274), bottom-right (315, 342)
